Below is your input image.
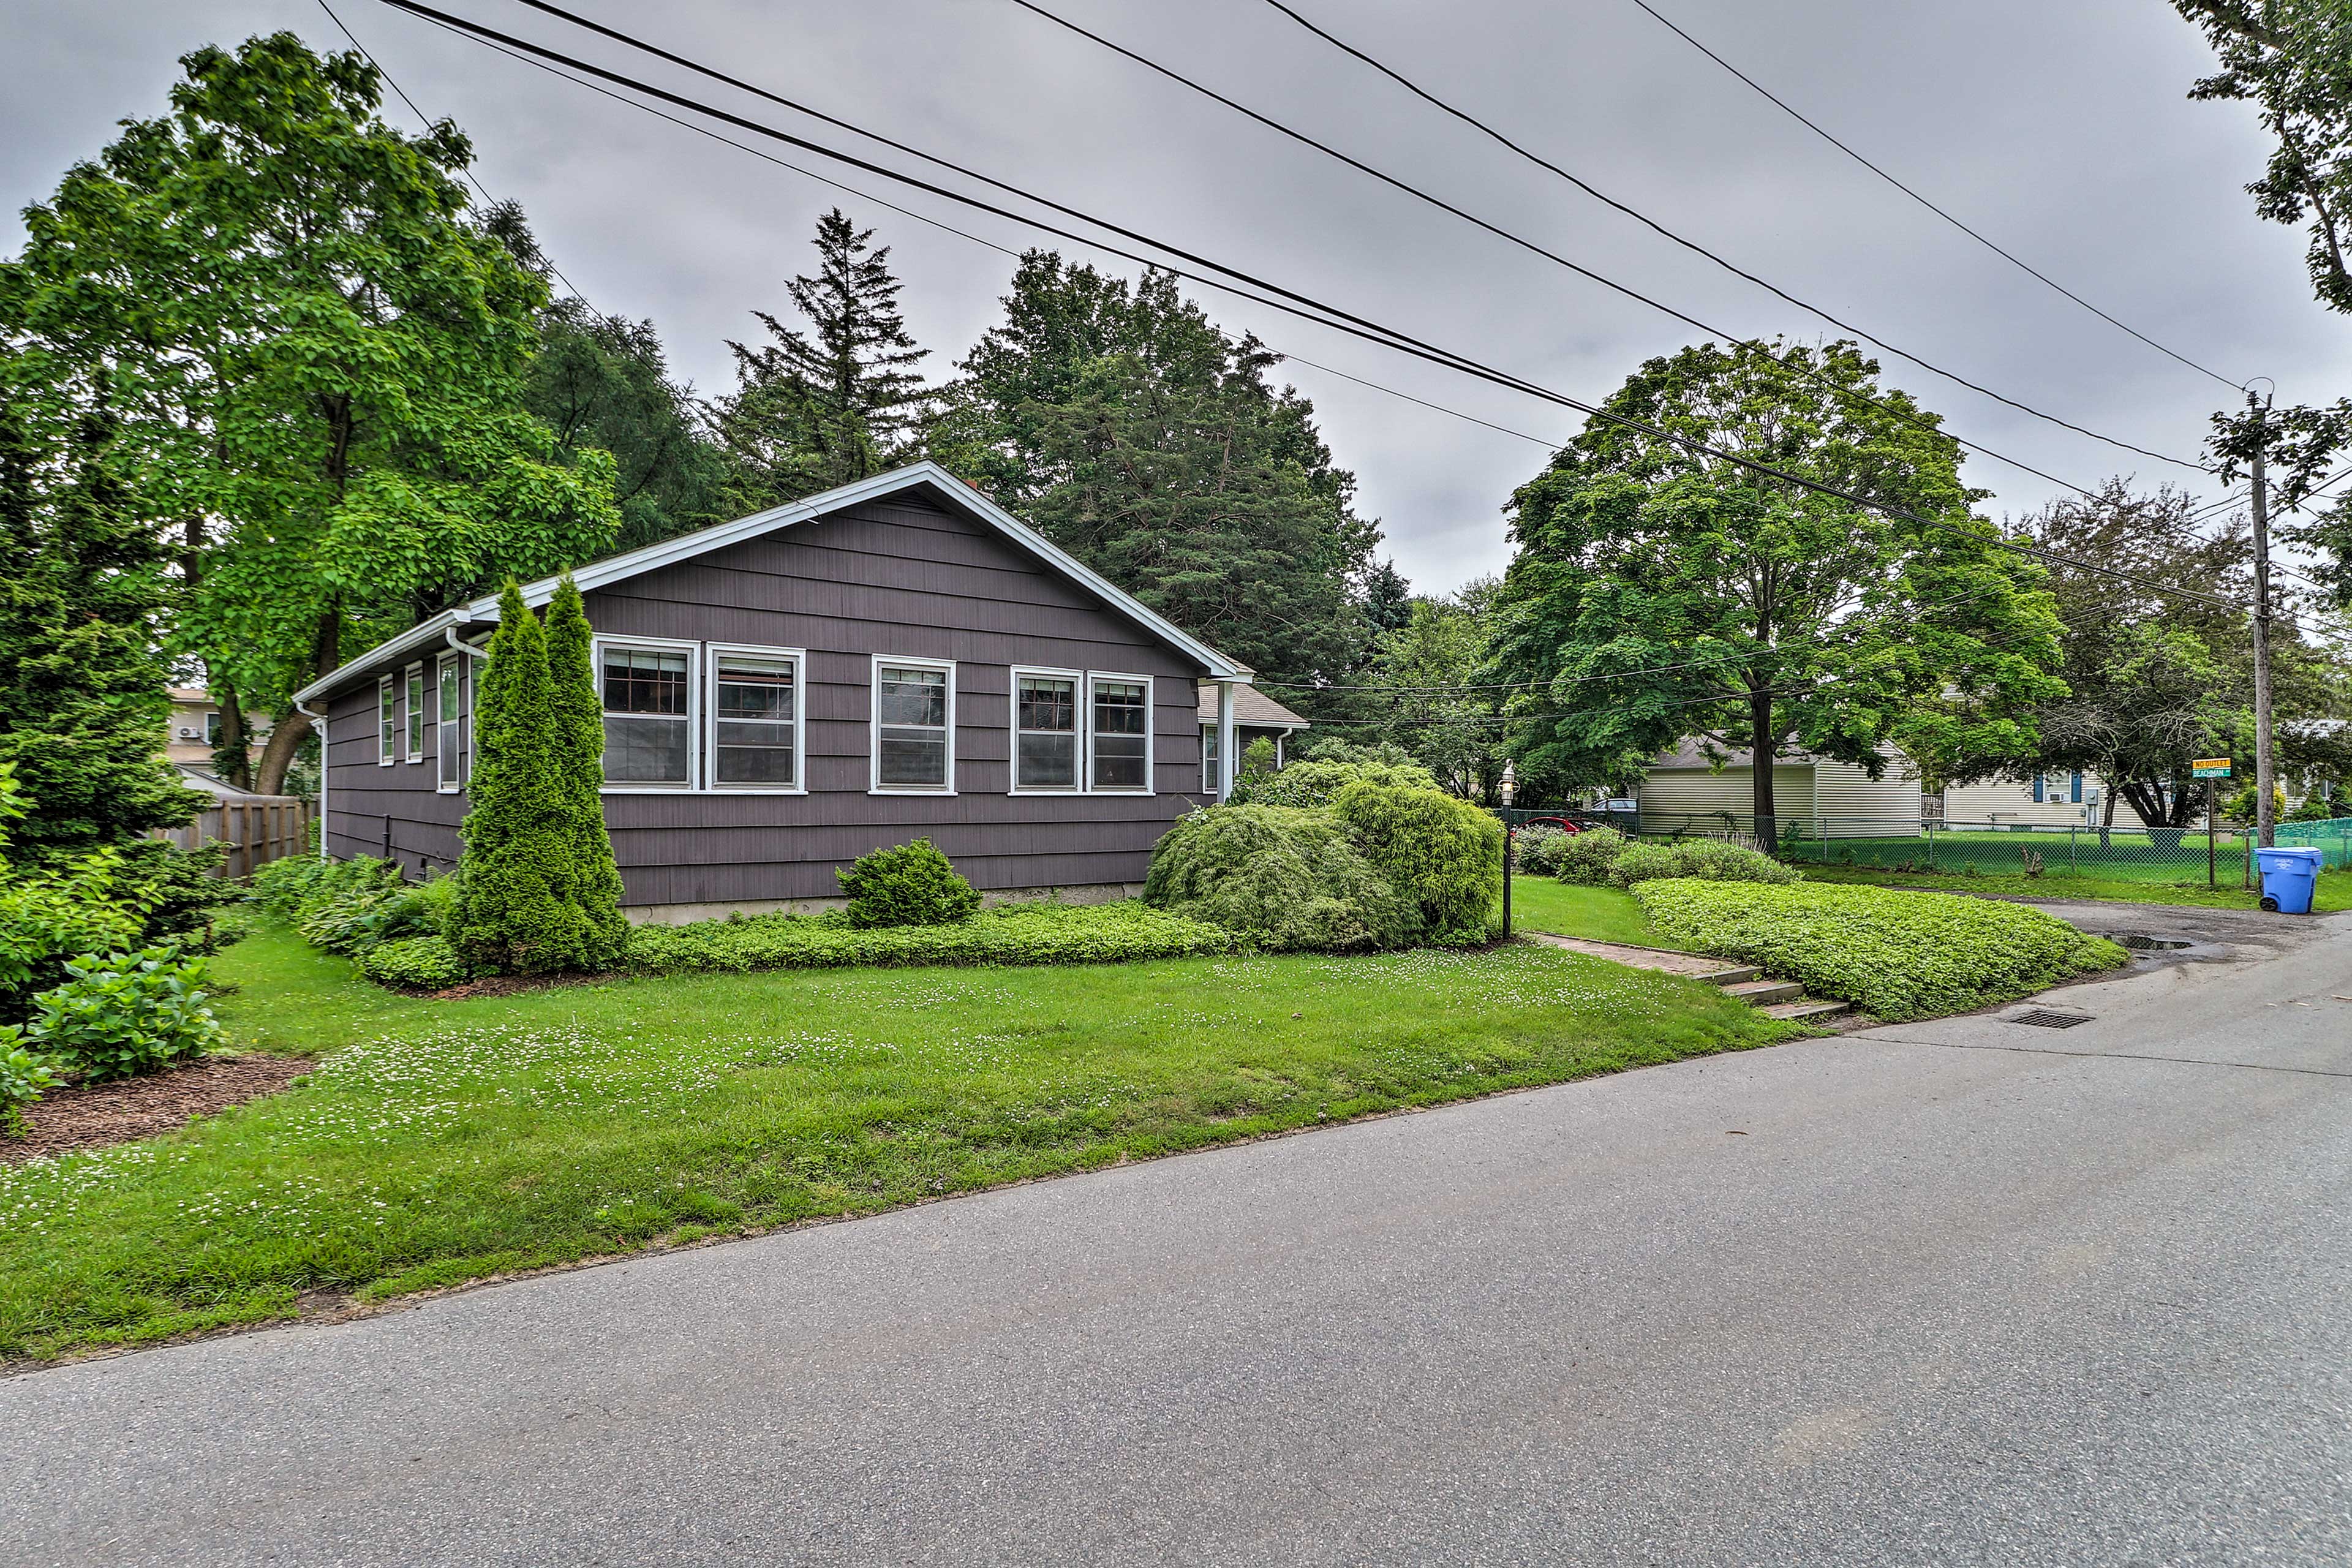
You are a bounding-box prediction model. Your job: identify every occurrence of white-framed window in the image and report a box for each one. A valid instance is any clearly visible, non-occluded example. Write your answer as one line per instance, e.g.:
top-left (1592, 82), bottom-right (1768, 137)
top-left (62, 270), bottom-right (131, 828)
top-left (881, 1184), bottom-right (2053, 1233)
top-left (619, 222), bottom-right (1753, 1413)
top-left (203, 711), bottom-right (222, 747)
top-left (1010, 666), bottom-right (1082, 793)
top-left (378, 674), bottom-right (396, 766)
top-left (436, 653), bottom-right (464, 793)
top-left (404, 663), bottom-right (426, 763)
top-left (1200, 723), bottom-right (1219, 795)
top-left (598, 637), bottom-right (698, 790)
top-left (707, 644), bottom-right (805, 791)
top-left (872, 656), bottom-right (955, 794)
top-left (1088, 673), bottom-right (1152, 793)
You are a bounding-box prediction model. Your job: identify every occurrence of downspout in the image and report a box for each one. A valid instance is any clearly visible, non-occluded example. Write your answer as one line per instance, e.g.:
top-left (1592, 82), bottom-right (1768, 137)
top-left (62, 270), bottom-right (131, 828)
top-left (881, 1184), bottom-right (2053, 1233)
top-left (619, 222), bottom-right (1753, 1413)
top-left (290, 696), bottom-right (328, 861)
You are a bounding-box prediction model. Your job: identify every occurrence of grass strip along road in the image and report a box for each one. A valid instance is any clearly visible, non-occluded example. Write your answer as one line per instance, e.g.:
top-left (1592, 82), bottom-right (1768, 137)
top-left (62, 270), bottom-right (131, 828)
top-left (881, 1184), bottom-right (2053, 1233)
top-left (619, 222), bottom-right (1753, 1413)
top-left (0, 923), bottom-right (1789, 1363)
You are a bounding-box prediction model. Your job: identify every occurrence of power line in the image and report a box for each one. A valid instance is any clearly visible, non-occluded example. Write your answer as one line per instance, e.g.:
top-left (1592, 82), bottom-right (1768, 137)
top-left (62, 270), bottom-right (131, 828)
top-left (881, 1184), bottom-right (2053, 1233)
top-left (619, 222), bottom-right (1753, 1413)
top-left (314, 0), bottom-right (597, 311)
top-left (377, 0), bottom-right (2244, 610)
top-left (1619, 0), bottom-right (2245, 393)
top-left (1144, 0), bottom-right (2209, 475)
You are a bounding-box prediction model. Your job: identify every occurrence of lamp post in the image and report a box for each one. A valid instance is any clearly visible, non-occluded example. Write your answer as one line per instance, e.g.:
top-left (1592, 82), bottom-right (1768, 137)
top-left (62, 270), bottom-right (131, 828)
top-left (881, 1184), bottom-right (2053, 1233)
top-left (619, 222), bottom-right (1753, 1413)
top-left (1498, 761), bottom-right (1517, 937)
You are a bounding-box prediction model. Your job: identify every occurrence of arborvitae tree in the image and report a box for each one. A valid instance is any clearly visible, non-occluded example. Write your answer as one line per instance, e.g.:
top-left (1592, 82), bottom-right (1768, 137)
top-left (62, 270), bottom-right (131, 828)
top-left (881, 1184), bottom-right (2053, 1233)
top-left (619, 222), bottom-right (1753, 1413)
top-left (541, 576), bottom-right (629, 966)
top-left (450, 581), bottom-right (624, 973)
top-left (715, 208), bottom-right (930, 507)
top-left (0, 372), bottom-right (202, 862)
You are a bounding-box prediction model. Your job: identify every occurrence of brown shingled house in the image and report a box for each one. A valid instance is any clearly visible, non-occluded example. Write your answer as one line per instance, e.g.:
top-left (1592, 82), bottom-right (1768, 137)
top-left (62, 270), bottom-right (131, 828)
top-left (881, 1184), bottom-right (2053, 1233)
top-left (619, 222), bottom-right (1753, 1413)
top-left (292, 464), bottom-right (1261, 920)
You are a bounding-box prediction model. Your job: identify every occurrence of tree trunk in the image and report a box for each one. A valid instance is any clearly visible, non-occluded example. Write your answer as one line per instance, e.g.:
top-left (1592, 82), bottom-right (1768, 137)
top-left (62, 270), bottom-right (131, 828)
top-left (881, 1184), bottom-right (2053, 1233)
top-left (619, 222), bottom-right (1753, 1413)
top-left (2098, 782), bottom-right (2116, 852)
top-left (255, 603), bottom-right (341, 796)
top-left (213, 687), bottom-right (252, 791)
top-left (1749, 688), bottom-right (1778, 851)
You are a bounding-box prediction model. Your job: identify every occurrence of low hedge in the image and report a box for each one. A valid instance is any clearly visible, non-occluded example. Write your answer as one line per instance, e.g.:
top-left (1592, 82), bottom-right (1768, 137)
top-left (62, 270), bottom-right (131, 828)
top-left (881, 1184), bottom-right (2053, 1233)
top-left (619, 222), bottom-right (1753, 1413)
top-left (1632, 880), bottom-right (2127, 1022)
top-left (1608, 839), bottom-right (1797, 889)
top-left (626, 899), bottom-right (1237, 976)
top-left (361, 935), bottom-right (475, 991)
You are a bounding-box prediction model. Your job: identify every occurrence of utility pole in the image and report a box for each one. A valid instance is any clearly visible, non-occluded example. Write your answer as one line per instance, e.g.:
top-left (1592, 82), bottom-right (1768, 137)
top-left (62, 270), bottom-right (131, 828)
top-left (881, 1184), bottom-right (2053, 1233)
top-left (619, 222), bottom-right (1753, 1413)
top-left (2248, 391), bottom-right (2277, 851)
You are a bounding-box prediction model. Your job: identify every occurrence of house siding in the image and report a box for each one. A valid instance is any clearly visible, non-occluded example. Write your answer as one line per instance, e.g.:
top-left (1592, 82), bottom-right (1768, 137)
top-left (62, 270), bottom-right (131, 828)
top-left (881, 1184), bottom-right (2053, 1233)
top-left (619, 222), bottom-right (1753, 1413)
top-left (319, 492), bottom-right (1210, 907)
top-left (1637, 765), bottom-right (1817, 830)
top-left (1940, 777), bottom-right (2156, 830)
top-left (1811, 756), bottom-right (1924, 834)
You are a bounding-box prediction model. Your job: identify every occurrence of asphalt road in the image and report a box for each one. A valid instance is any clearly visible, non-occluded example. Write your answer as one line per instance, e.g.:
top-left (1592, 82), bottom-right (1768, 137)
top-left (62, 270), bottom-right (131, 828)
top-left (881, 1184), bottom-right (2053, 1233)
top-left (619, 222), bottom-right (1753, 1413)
top-left (8, 916), bottom-right (2350, 1567)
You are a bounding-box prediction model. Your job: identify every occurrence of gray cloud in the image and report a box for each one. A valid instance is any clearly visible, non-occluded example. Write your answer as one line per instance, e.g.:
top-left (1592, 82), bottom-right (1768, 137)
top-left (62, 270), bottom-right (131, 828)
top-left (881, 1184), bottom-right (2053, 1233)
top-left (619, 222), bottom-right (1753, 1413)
top-left (6, 0), bottom-right (2342, 592)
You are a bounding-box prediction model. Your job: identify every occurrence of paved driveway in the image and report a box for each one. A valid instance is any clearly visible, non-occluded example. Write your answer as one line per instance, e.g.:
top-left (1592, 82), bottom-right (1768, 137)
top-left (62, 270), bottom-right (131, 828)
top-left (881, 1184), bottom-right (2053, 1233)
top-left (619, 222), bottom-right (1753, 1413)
top-left (8, 918), bottom-right (2349, 1566)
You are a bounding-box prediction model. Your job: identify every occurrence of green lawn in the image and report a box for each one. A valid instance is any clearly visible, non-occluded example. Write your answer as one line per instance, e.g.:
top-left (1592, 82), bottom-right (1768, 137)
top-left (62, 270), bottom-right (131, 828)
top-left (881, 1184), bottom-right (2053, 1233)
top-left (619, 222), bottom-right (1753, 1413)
top-left (1777, 829), bottom-right (2279, 884)
top-left (0, 922), bottom-right (1791, 1362)
top-left (1802, 864), bottom-right (2352, 913)
top-left (1505, 879), bottom-right (1686, 949)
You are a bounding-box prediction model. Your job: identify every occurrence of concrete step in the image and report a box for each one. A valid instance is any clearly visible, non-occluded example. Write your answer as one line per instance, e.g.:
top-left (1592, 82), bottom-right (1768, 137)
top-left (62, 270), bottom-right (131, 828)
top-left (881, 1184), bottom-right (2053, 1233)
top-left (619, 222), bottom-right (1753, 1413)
top-left (1759, 998), bottom-right (1852, 1022)
top-left (1722, 978), bottom-right (1804, 1005)
top-left (1691, 963), bottom-right (1761, 986)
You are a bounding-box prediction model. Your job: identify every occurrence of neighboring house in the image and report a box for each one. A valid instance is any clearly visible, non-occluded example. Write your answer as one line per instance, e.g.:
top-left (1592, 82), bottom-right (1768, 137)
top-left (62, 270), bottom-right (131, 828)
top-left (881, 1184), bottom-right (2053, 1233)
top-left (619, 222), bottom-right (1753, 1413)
top-left (1937, 773), bottom-right (2159, 831)
top-left (1195, 682), bottom-right (1311, 790)
top-left (165, 687), bottom-right (270, 768)
top-left (1633, 741), bottom-right (1924, 837)
top-left (292, 464), bottom-right (1257, 920)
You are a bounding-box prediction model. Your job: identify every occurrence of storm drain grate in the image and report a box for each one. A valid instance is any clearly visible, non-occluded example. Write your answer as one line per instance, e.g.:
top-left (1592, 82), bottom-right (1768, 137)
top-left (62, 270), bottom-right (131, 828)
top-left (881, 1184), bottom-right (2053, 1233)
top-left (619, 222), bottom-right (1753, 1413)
top-left (2106, 933), bottom-right (2192, 952)
top-left (2011, 1009), bottom-right (2095, 1029)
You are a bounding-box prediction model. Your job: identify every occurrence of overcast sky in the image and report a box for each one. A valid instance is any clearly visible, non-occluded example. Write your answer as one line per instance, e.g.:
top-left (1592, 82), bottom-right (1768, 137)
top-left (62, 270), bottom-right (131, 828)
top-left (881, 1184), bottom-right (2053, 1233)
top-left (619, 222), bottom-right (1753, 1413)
top-left (6, 0), bottom-right (2342, 594)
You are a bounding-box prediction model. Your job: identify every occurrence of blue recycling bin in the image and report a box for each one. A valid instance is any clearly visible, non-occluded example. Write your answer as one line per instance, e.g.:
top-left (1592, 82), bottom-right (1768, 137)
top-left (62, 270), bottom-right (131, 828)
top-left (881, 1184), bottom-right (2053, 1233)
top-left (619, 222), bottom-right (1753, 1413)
top-left (2256, 846), bottom-right (2324, 914)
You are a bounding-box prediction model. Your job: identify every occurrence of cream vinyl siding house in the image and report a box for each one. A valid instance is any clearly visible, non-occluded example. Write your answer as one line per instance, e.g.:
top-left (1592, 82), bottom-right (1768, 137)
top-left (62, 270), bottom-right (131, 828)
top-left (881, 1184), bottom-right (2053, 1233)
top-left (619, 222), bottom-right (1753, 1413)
top-left (1634, 742), bottom-right (1923, 836)
top-left (1937, 775), bottom-right (2156, 830)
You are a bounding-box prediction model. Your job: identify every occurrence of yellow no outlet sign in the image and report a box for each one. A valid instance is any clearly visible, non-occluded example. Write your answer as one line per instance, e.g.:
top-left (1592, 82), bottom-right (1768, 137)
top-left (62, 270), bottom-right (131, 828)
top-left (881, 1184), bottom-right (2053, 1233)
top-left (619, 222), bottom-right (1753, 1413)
top-left (2192, 758), bottom-right (2233, 778)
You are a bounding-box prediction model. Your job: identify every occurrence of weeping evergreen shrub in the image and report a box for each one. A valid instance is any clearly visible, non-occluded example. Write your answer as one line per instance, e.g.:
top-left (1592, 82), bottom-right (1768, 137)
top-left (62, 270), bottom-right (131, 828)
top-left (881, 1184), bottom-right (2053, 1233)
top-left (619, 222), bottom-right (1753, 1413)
top-left (1326, 782), bottom-right (1502, 941)
top-left (1143, 805), bottom-right (1417, 951)
top-left (448, 578), bottom-right (628, 973)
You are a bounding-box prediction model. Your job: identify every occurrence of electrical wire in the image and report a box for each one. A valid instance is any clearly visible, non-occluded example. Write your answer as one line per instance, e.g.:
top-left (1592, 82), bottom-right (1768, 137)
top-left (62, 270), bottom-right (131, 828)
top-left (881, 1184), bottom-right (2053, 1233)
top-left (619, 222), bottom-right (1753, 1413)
top-left (1050, 0), bottom-right (2211, 475)
top-left (374, 0), bottom-right (2247, 611)
top-left (1619, 0), bottom-right (2245, 393)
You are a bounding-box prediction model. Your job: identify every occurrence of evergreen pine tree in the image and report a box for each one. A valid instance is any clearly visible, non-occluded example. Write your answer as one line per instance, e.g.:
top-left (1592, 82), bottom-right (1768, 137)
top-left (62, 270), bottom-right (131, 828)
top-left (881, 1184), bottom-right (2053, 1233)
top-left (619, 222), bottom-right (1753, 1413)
top-left (715, 208), bottom-right (930, 506)
top-left (0, 371), bottom-right (202, 862)
top-left (450, 581), bottom-right (622, 973)
top-left (542, 576), bottom-right (629, 967)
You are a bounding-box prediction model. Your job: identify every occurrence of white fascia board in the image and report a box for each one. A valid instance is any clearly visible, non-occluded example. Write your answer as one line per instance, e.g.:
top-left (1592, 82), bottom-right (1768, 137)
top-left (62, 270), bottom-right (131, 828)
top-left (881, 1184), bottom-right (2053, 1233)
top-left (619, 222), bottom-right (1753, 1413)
top-left (293, 463), bottom-right (1251, 704)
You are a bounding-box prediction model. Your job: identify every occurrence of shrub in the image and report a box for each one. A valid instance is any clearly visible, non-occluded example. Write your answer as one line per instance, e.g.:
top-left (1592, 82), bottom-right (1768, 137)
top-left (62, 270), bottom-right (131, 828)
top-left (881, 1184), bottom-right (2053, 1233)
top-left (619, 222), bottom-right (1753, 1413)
top-left (1552, 826), bottom-right (1629, 886)
top-left (1229, 756), bottom-right (1439, 809)
top-left (1513, 823), bottom-right (1574, 877)
top-left (1, 848), bottom-right (144, 1025)
top-left (362, 934), bottom-right (473, 990)
top-left (1608, 839), bottom-right (1797, 889)
top-left (290, 858), bottom-right (409, 954)
top-left (1327, 782), bottom-right (1502, 941)
top-left (23, 946), bottom-right (224, 1080)
top-left (837, 839), bottom-right (982, 929)
top-left (1144, 805), bottom-right (1418, 951)
top-left (628, 900), bottom-right (1234, 976)
top-left (110, 838), bottom-right (244, 951)
top-left (0, 1028), bottom-right (62, 1136)
top-left (1632, 880), bottom-right (2127, 1022)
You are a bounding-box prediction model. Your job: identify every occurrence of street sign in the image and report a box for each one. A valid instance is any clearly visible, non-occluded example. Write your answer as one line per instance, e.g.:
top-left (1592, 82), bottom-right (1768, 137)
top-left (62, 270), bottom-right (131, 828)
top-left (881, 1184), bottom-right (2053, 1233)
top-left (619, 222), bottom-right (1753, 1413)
top-left (2192, 759), bottom-right (2233, 778)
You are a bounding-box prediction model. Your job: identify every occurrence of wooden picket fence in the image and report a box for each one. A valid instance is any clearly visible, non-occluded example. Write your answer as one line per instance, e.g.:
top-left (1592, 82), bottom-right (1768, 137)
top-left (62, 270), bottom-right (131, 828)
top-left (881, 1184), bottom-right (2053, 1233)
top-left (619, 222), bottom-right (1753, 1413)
top-left (151, 796), bottom-right (315, 879)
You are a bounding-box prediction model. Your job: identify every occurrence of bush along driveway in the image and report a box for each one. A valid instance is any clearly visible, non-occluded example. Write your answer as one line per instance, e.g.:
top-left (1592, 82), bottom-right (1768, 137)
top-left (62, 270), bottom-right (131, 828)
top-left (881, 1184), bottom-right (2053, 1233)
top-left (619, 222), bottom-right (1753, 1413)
top-left (0, 922), bottom-right (1794, 1363)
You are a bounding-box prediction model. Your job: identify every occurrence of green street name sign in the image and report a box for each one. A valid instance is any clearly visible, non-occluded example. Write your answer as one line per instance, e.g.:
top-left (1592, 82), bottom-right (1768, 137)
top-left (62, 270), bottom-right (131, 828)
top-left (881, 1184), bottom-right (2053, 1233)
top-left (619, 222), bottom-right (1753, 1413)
top-left (2192, 758), bottom-right (2233, 778)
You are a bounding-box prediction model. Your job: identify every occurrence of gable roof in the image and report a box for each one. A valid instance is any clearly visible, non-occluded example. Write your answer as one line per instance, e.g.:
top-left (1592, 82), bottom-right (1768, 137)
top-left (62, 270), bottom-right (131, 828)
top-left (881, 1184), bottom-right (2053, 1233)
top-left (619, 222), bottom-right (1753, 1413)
top-left (292, 462), bottom-right (1251, 706)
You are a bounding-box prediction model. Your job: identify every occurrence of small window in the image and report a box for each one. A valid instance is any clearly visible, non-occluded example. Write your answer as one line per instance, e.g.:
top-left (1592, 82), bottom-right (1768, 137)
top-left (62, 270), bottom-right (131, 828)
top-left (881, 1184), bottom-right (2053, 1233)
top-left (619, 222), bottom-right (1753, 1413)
top-left (602, 644), bottom-right (693, 787)
top-left (711, 650), bottom-right (799, 788)
top-left (1200, 723), bottom-right (1220, 794)
top-left (404, 665), bottom-right (425, 762)
top-left (1014, 672), bottom-right (1079, 791)
top-left (203, 711), bottom-right (222, 747)
top-left (873, 659), bottom-right (952, 791)
top-left (1089, 677), bottom-right (1150, 791)
top-left (378, 676), bottom-right (396, 766)
top-left (437, 656), bottom-right (463, 793)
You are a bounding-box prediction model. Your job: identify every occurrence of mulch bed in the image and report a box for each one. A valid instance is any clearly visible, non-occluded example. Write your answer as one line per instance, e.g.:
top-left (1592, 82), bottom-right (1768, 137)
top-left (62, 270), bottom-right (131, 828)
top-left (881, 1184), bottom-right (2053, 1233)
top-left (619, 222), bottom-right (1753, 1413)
top-left (2, 1055), bottom-right (312, 1166)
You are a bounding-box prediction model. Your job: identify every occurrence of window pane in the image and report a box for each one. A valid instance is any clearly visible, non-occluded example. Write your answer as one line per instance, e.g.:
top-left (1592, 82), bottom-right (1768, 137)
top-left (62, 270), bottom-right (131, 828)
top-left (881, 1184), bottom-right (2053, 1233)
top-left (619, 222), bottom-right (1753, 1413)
top-left (1018, 731), bottom-right (1077, 790)
top-left (877, 667), bottom-right (947, 728)
top-left (878, 729), bottom-right (947, 786)
top-left (603, 648), bottom-right (689, 715)
top-left (1093, 734), bottom-right (1147, 790)
top-left (380, 685), bottom-right (395, 758)
top-left (603, 715), bottom-right (689, 783)
top-left (717, 659), bottom-right (794, 721)
top-left (715, 720), bottom-right (795, 785)
top-left (439, 723), bottom-right (461, 788)
top-left (1201, 724), bottom-right (1218, 791)
top-left (1018, 676), bottom-right (1075, 733)
top-left (407, 674), bottom-right (424, 755)
top-left (439, 665), bottom-right (459, 717)
top-left (1093, 680), bottom-right (1147, 734)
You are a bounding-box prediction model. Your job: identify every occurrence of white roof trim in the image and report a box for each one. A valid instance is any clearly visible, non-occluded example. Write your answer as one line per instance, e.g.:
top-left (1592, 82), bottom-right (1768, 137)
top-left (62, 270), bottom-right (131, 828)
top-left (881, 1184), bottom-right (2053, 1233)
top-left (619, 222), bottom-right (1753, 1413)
top-left (295, 463), bottom-right (1251, 703)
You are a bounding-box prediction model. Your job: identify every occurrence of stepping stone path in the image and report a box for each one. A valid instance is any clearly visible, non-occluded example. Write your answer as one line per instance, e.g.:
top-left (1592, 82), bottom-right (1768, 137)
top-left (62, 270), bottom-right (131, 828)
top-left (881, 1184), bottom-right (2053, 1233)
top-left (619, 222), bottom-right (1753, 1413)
top-left (1524, 935), bottom-right (1850, 1023)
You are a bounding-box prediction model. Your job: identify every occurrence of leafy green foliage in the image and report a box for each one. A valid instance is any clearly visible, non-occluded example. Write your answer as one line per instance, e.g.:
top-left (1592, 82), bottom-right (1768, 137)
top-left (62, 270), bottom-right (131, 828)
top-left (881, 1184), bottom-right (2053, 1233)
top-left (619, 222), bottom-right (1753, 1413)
top-left (1633, 880), bottom-right (2126, 1022)
top-left (931, 254), bottom-right (1380, 690)
top-left (1485, 340), bottom-right (2063, 811)
top-left (836, 839), bottom-right (982, 929)
top-left (361, 935), bottom-right (473, 991)
top-left (1327, 782), bottom-right (1504, 941)
top-left (1142, 806), bottom-right (1417, 951)
top-left (715, 208), bottom-right (932, 507)
top-left (23, 946), bottom-right (224, 1081)
top-left (628, 900), bottom-right (1233, 975)
top-left (1606, 840), bottom-right (1799, 888)
top-left (1229, 755), bottom-right (1439, 809)
top-left (1355, 578), bottom-right (1507, 796)
top-left (0, 35), bottom-right (618, 793)
top-left (0, 377), bottom-right (203, 861)
top-left (451, 582), bottom-right (626, 974)
top-left (110, 839), bottom-right (245, 953)
top-left (1, 851), bottom-right (145, 1027)
top-left (0, 1030), bottom-right (63, 1135)
top-left (1512, 823), bottom-right (1575, 877)
top-left (1548, 825), bottom-right (1629, 886)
